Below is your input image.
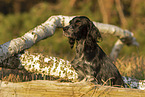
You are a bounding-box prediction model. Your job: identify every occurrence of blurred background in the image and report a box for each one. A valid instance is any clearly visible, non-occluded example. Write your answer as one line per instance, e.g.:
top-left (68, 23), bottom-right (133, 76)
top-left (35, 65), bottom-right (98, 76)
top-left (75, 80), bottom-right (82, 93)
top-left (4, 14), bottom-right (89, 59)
top-left (0, 0), bottom-right (145, 80)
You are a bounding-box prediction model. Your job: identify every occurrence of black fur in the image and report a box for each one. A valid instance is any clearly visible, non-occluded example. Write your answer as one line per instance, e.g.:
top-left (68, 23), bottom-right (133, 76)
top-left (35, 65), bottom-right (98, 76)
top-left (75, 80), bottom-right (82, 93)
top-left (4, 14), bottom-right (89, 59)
top-left (63, 16), bottom-right (124, 86)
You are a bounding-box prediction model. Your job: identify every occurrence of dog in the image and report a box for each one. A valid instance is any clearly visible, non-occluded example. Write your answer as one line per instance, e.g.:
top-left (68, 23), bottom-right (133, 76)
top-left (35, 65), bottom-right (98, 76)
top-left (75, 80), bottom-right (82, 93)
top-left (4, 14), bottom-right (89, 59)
top-left (63, 16), bottom-right (125, 86)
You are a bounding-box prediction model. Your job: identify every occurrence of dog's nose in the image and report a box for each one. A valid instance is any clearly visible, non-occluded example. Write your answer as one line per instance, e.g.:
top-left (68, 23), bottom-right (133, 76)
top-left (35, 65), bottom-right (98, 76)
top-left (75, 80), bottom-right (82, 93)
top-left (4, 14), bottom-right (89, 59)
top-left (63, 26), bottom-right (69, 31)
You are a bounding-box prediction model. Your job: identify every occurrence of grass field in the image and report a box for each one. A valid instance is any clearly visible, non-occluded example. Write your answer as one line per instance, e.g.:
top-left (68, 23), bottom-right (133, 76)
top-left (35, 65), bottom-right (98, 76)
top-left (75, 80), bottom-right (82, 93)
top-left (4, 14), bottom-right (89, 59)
top-left (116, 56), bottom-right (145, 80)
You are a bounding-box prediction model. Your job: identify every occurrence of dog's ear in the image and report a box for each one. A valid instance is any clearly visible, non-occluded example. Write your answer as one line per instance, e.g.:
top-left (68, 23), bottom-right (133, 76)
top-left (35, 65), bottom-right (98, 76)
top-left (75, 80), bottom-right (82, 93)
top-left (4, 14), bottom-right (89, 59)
top-left (69, 38), bottom-right (75, 49)
top-left (88, 21), bottom-right (102, 42)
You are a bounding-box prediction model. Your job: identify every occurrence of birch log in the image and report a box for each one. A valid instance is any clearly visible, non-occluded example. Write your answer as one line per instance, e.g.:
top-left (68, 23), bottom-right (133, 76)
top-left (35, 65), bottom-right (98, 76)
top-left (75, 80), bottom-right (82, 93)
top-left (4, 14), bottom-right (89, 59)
top-left (0, 15), bottom-right (138, 63)
top-left (0, 15), bottom-right (74, 64)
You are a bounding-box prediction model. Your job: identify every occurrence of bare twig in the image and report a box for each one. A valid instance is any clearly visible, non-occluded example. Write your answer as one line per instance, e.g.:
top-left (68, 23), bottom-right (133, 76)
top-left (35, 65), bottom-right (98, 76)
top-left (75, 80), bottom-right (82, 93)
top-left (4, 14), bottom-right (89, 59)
top-left (98, 0), bottom-right (108, 23)
top-left (115, 0), bottom-right (127, 28)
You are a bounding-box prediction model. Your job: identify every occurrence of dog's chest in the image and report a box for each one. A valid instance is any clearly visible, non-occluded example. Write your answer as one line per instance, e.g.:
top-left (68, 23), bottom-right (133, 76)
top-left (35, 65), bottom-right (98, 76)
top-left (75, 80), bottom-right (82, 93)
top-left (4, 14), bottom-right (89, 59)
top-left (76, 40), bottom-right (85, 53)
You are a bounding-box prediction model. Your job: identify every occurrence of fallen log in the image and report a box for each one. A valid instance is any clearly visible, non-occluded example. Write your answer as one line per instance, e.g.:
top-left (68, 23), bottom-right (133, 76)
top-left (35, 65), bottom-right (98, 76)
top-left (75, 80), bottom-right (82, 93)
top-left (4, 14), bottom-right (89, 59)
top-left (0, 80), bottom-right (145, 97)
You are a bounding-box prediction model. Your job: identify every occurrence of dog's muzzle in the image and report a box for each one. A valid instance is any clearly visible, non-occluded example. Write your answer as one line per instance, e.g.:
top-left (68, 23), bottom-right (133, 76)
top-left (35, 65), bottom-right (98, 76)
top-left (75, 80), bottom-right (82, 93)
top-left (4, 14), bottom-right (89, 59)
top-left (63, 26), bottom-right (74, 38)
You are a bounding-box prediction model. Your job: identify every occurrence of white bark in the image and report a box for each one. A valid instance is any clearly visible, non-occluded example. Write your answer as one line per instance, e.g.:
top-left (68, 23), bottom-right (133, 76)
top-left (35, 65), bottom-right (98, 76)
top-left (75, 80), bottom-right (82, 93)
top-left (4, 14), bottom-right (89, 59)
top-left (0, 15), bottom-right (138, 63)
top-left (110, 37), bottom-right (139, 60)
top-left (110, 39), bottom-right (124, 60)
top-left (0, 15), bottom-right (74, 63)
top-left (19, 51), bottom-right (78, 81)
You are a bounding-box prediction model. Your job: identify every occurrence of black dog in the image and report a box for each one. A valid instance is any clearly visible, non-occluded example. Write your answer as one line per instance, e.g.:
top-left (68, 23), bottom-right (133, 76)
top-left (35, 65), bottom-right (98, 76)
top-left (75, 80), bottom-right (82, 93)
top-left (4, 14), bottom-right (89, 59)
top-left (63, 16), bottom-right (124, 86)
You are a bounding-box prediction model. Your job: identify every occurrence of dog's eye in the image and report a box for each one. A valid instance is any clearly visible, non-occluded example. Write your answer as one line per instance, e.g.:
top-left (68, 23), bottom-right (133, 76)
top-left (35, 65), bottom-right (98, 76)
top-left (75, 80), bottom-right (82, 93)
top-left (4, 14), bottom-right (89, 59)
top-left (75, 21), bottom-right (81, 26)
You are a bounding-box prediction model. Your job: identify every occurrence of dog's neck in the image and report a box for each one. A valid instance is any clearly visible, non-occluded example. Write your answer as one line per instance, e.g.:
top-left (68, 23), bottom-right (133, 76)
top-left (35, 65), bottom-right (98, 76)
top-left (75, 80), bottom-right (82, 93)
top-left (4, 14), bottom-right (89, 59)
top-left (75, 39), bottom-right (85, 58)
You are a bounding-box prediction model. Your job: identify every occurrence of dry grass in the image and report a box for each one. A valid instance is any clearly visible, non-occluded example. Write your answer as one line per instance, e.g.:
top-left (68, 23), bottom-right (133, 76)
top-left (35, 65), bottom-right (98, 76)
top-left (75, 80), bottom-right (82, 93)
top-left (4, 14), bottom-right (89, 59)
top-left (0, 68), bottom-right (32, 82)
top-left (0, 67), bottom-right (73, 82)
top-left (115, 56), bottom-right (145, 80)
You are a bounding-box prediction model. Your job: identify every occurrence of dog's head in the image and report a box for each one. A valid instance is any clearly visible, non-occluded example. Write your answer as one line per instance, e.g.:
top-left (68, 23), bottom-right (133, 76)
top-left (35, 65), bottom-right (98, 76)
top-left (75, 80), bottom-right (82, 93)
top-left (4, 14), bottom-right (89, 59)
top-left (63, 16), bottom-right (102, 48)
